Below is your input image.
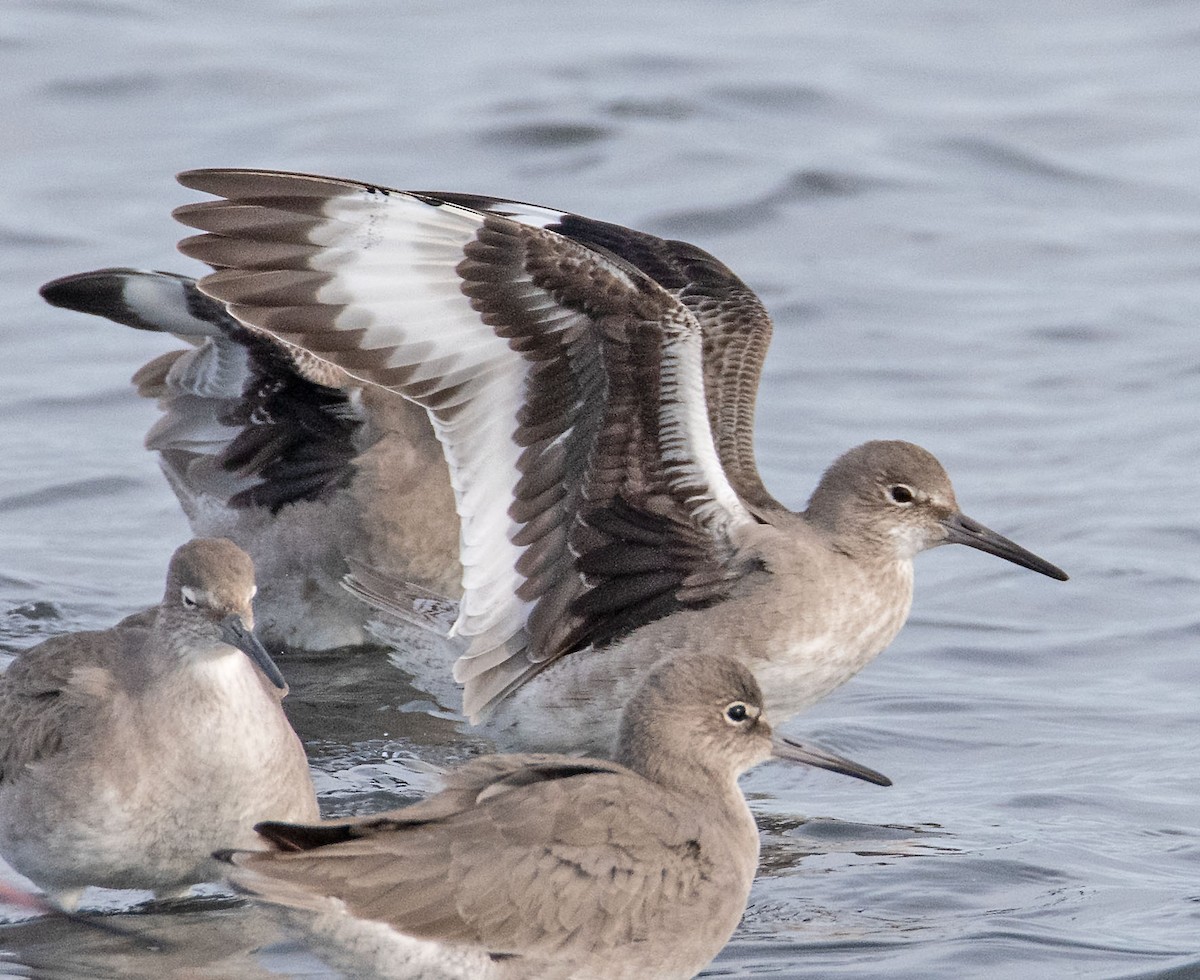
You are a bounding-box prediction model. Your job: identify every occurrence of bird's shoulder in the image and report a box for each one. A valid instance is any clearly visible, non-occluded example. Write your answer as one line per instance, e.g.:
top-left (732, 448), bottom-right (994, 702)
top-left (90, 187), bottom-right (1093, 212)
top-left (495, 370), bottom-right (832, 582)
top-left (0, 626), bottom-right (146, 780)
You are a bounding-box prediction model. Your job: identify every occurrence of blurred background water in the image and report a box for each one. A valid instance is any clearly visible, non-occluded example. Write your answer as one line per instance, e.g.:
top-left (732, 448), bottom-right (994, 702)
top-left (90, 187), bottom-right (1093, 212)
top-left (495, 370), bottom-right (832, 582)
top-left (1, 0), bottom-right (1198, 976)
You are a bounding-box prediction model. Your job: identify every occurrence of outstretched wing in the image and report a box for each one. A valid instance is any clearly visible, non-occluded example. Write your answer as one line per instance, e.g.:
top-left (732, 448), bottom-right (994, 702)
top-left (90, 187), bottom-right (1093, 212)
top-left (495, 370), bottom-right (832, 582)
top-left (174, 170), bottom-right (760, 718)
top-left (427, 193), bottom-right (785, 517)
top-left (40, 268), bottom-right (363, 515)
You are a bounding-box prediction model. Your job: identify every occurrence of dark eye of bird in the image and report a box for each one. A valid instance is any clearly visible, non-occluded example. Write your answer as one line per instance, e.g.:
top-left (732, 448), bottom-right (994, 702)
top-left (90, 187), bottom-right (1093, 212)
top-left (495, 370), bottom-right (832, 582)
top-left (725, 702), bottom-right (748, 723)
top-left (889, 485), bottom-right (915, 505)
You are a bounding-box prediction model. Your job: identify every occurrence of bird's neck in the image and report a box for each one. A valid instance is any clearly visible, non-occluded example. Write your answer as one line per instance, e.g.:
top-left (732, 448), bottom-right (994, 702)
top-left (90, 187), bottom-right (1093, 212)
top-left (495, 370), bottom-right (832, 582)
top-left (616, 734), bottom-right (744, 811)
top-left (142, 619), bottom-right (259, 698)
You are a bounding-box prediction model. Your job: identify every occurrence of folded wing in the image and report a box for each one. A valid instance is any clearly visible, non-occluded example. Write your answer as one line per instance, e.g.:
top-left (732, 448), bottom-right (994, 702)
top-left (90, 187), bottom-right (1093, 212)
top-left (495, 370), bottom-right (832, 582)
top-left (235, 758), bottom-right (705, 955)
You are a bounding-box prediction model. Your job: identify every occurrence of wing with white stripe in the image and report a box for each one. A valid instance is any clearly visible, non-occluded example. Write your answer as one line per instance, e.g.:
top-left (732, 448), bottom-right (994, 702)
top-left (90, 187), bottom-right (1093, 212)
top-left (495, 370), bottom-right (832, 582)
top-left (423, 193), bottom-right (784, 516)
top-left (40, 267), bottom-right (363, 514)
top-left (173, 170), bottom-right (758, 718)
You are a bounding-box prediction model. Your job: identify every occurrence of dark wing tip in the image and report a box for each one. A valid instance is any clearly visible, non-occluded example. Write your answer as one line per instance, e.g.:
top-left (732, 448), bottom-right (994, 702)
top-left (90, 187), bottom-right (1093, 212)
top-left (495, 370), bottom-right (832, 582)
top-left (253, 819), bottom-right (357, 852)
top-left (40, 267), bottom-right (139, 305)
top-left (39, 270), bottom-right (123, 313)
top-left (39, 268), bottom-right (198, 333)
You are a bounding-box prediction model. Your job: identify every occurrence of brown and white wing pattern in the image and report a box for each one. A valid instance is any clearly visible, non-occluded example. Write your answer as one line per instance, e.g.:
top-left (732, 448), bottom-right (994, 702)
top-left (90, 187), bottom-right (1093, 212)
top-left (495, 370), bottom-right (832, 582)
top-left (428, 194), bottom-right (785, 516)
top-left (173, 170), bottom-right (759, 718)
top-left (40, 268), bottom-right (362, 515)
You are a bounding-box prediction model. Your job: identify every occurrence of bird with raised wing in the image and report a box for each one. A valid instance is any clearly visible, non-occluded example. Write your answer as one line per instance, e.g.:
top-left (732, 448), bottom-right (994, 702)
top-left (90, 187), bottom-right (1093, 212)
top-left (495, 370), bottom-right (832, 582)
top-left (0, 538), bottom-right (318, 910)
top-left (171, 169), bottom-right (1068, 754)
top-left (220, 651), bottom-right (890, 980)
top-left (39, 269), bottom-right (460, 653)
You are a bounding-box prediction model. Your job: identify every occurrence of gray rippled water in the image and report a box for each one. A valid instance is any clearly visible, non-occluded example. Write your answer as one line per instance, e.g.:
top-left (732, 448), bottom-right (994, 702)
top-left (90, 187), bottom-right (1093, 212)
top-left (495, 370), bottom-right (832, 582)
top-left (1, 0), bottom-right (1198, 976)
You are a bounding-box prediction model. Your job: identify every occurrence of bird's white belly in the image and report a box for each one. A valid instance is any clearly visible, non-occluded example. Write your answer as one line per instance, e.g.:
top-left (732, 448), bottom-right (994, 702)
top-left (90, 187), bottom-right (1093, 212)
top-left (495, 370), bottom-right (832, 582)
top-left (480, 564), bottom-right (914, 755)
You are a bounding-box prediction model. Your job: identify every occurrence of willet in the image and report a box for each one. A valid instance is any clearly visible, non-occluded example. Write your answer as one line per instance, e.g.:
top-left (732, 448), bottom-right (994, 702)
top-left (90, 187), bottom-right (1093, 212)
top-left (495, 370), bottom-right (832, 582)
top-left (220, 651), bottom-right (889, 980)
top-left (170, 169), bottom-right (1068, 754)
top-left (168, 170), bottom-right (1068, 754)
top-left (39, 269), bottom-right (460, 652)
top-left (0, 538), bottom-right (319, 910)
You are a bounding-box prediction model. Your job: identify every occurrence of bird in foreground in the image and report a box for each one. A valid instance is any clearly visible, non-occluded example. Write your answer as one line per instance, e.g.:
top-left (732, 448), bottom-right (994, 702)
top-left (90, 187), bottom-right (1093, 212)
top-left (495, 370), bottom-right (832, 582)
top-left (0, 538), bottom-right (319, 910)
top-left (220, 651), bottom-right (890, 980)
top-left (171, 169), bottom-right (1069, 754)
top-left (38, 268), bottom-right (460, 653)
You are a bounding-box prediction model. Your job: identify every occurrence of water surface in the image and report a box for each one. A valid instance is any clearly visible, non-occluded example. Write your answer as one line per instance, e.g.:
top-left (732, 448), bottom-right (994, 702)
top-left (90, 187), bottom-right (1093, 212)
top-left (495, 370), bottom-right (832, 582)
top-left (1, 0), bottom-right (1198, 976)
